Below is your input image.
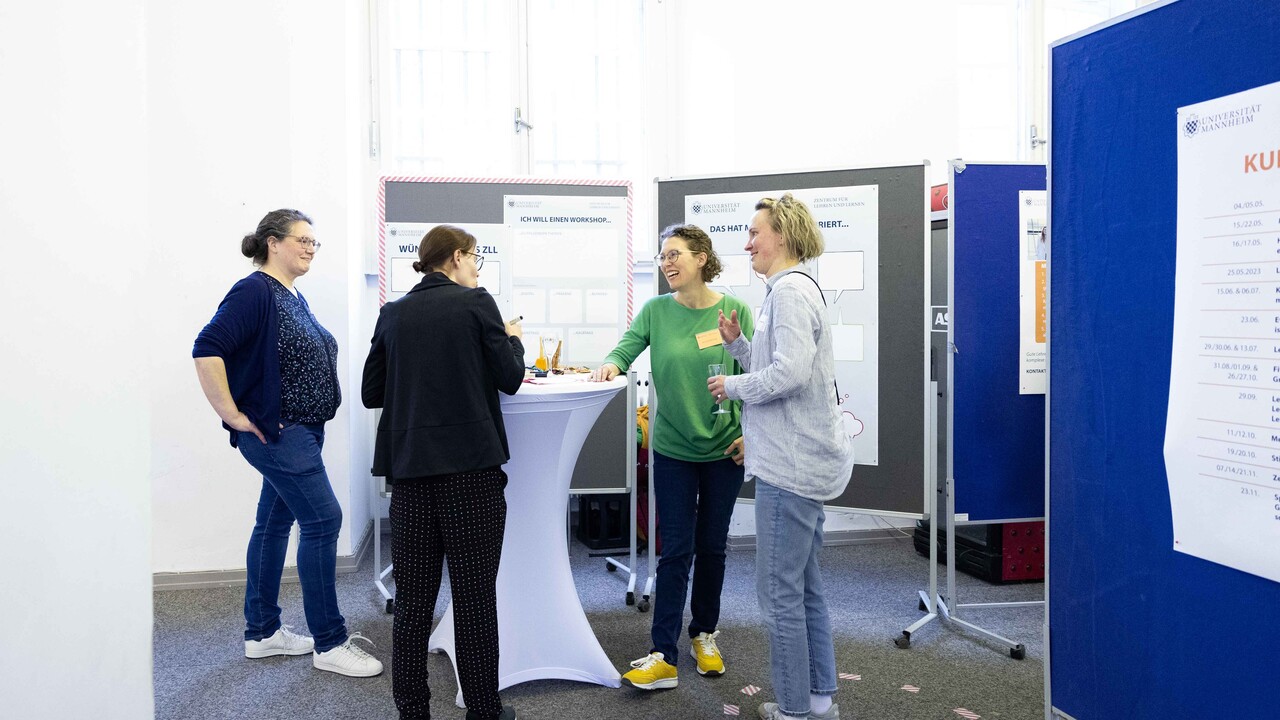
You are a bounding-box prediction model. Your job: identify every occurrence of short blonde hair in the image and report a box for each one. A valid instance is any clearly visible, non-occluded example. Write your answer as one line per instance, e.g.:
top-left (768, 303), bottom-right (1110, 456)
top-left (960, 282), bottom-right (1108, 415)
top-left (755, 193), bottom-right (824, 263)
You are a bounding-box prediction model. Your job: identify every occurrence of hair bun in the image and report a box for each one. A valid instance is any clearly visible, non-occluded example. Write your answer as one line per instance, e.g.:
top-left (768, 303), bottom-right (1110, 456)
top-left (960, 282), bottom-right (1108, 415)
top-left (411, 260), bottom-right (424, 273)
top-left (240, 233), bottom-right (260, 259)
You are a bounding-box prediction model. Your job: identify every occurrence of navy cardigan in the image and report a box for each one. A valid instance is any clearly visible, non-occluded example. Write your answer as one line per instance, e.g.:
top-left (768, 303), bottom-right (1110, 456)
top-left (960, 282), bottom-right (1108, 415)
top-left (362, 273), bottom-right (525, 480)
top-left (193, 272), bottom-right (287, 447)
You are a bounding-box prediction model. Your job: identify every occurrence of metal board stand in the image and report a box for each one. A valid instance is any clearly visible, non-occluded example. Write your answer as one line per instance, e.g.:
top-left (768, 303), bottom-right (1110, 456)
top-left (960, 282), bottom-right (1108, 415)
top-left (374, 476), bottom-right (394, 613)
top-left (896, 183), bottom-right (1042, 656)
top-left (604, 370), bottom-right (655, 612)
top-left (895, 378), bottom-right (1031, 658)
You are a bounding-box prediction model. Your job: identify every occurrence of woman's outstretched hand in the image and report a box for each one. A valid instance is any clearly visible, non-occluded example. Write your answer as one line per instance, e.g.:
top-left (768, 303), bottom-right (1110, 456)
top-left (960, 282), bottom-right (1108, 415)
top-left (718, 309), bottom-right (741, 344)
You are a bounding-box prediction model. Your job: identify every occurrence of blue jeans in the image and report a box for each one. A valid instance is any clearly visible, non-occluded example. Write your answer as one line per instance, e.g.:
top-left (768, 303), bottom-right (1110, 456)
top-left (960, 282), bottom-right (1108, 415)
top-left (650, 451), bottom-right (745, 664)
top-left (237, 422), bottom-right (348, 652)
top-left (754, 480), bottom-right (838, 717)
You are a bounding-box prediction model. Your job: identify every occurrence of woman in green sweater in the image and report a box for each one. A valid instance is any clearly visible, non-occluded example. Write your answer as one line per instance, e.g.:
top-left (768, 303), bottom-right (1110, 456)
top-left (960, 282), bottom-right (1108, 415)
top-left (592, 223), bottom-right (754, 690)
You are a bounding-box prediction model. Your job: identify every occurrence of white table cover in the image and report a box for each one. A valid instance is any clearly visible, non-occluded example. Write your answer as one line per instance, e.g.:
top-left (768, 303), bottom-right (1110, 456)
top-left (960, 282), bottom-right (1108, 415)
top-left (428, 376), bottom-right (627, 705)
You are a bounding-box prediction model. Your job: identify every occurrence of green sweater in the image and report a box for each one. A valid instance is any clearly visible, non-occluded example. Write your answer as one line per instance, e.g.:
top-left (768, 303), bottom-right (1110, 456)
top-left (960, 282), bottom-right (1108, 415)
top-left (605, 293), bottom-right (755, 462)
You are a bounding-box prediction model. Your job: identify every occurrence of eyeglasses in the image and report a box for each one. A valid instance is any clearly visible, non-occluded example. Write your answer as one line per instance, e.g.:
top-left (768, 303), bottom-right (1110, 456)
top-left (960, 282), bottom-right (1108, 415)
top-left (654, 250), bottom-right (688, 264)
top-left (282, 235), bottom-right (322, 250)
top-left (464, 250), bottom-right (485, 270)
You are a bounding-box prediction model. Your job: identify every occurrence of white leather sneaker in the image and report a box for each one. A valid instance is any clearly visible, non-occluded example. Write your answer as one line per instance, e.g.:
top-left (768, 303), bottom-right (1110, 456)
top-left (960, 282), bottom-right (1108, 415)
top-left (312, 633), bottom-right (384, 677)
top-left (244, 625), bottom-right (314, 659)
top-left (757, 702), bottom-right (841, 720)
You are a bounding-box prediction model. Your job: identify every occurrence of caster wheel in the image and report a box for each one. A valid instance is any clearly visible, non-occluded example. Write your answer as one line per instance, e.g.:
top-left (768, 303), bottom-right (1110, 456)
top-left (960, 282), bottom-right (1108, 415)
top-left (606, 562), bottom-right (617, 572)
top-left (894, 633), bottom-right (911, 649)
top-left (386, 598), bottom-right (395, 614)
top-left (918, 599), bottom-right (927, 612)
top-left (1010, 645), bottom-right (1026, 660)
top-left (638, 599), bottom-right (651, 612)
top-left (626, 591), bottom-right (635, 606)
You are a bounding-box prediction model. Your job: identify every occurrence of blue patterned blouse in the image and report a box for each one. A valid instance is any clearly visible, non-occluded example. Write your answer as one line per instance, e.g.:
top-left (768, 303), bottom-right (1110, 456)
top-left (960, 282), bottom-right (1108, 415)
top-left (263, 273), bottom-right (341, 424)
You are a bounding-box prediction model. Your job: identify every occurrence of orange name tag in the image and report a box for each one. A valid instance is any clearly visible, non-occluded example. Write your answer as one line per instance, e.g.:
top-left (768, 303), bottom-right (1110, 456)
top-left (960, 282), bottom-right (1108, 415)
top-left (695, 329), bottom-right (722, 350)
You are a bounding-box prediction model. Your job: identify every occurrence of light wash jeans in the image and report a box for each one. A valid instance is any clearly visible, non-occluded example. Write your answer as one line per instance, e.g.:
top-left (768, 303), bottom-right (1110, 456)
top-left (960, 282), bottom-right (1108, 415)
top-left (754, 480), bottom-right (838, 717)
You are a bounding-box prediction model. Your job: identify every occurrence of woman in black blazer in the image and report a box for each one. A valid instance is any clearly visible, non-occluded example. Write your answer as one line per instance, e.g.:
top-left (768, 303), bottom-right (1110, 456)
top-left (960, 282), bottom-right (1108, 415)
top-left (362, 224), bottom-right (525, 720)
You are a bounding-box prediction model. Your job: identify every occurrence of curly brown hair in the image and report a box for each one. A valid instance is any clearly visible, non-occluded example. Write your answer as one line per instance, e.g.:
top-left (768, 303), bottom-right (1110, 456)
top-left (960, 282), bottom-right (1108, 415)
top-left (660, 223), bottom-right (722, 283)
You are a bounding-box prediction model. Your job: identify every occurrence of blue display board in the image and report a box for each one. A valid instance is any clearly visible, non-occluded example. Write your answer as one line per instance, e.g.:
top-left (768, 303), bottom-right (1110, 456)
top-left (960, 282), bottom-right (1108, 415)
top-left (951, 163), bottom-right (1046, 522)
top-left (1049, 1), bottom-right (1280, 718)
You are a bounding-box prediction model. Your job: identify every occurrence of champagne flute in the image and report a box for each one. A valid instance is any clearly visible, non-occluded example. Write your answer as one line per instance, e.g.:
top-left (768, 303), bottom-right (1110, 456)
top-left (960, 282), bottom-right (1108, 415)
top-left (708, 363), bottom-right (728, 415)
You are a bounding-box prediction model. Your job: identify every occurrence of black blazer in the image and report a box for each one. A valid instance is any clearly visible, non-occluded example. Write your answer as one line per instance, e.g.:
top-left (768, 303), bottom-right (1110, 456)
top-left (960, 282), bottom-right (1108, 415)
top-left (362, 272), bottom-right (525, 480)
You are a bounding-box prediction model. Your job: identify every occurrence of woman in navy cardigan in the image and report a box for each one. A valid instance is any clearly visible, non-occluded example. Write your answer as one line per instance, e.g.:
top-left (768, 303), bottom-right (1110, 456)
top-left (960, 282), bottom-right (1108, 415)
top-left (193, 209), bottom-right (382, 679)
top-left (362, 224), bottom-right (525, 720)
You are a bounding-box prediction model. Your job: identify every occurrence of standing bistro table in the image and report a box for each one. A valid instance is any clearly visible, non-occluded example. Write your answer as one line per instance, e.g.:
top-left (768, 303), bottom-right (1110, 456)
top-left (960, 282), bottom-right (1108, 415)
top-left (428, 376), bottom-right (627, 705)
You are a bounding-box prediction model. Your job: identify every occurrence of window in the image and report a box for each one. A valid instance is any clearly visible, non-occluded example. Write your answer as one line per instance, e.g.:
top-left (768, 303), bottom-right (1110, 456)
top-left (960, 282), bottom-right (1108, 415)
top-left (383, 0), bottom-right (519, 175)
top-left (380, 0), bottom-right (644, 181)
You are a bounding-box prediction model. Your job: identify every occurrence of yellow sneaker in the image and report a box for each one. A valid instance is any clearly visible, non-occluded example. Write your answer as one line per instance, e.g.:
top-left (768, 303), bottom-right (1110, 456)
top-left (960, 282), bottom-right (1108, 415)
top-left (690, 631), bottom-right (725, 676)
top-left (621, 652), bottom-right (678, 690)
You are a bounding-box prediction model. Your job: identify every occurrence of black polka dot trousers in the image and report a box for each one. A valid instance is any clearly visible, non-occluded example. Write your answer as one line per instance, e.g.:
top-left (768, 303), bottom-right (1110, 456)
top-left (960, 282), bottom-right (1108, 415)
top-left (390, 468), bottom-right (508, 720)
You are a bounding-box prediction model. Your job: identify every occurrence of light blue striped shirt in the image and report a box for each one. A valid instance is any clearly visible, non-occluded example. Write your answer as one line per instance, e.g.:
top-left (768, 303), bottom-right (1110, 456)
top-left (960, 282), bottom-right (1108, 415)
top-left (723, 268), bottom-right (854, 501)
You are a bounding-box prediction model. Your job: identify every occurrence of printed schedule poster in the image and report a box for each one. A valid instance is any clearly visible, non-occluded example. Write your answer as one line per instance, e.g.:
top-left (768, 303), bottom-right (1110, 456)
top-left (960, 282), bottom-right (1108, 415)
top-left (1019, 191), bottom-right (1047, 394)
top-left (684, 186), bottom-right (880, 465)
top-left (1165, 80), bottom-right (1280, 583)
top-left (504, 195), bottom-right (628, 366)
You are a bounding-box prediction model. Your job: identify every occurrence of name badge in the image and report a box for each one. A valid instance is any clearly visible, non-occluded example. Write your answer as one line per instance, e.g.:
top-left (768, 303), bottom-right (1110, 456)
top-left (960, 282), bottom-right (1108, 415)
top-left (695, 329), bottom-right (722, 350)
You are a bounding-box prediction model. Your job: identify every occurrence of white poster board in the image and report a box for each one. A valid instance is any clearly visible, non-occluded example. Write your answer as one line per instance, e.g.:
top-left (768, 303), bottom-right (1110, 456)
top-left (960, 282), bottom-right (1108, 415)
top-left (683, 186), bottom-right (881, 465)
top-left (1164, 79), bottom-right (1280, 583)
top-left (505, 195), bottom-right (628, 367)
top-left (1019, 190), bottom-right (1048, 394)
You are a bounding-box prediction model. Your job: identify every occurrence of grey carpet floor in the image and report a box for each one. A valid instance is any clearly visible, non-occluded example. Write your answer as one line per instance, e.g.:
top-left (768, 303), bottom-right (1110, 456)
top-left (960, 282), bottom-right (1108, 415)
top-left (153, 530), bottom-right (1044, 719)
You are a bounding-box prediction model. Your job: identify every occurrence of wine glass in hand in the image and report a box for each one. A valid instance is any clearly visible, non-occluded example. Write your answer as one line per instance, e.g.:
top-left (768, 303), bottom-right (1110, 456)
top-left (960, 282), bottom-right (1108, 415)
top-left (708, 363), bottom-right (729, 415)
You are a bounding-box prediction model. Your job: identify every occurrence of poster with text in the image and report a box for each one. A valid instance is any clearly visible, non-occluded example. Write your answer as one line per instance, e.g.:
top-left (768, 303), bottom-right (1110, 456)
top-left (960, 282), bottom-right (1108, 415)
top-left (1019, 191), bottom-right (1048, 394)
top-left (684, 186), bottom-right (880, 465)
top-left (383, 222), bottom-right (511, 318)
top-left (1164, 79), bottom-right (1280, 583)
top-left (504, 195), bottom-right (628, 367)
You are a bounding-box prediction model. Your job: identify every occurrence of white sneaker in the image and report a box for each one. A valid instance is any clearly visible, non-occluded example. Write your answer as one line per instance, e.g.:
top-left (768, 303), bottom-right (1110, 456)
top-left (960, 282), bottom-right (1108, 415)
top-left (757, 702), bottom-right (841, 720)
top-left (312, 633), bottom-right (384, 677)
top-left (244, 625), bottom-right (314, 659)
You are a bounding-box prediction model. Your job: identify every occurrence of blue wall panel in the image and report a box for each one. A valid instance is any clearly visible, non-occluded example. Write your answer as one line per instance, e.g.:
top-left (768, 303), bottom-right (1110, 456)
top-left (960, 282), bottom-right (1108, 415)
top-left (952, 163), bottom-right (1046, 521)
top-left (1049, 1), bottom-right (1280, 717)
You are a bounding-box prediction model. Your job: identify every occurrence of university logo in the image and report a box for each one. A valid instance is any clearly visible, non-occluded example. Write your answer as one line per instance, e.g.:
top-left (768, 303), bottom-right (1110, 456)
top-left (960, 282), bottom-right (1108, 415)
top-left (691, 202), bottom-right (702, 214)
top-left (1183, 113), bottom-right (1199, 139)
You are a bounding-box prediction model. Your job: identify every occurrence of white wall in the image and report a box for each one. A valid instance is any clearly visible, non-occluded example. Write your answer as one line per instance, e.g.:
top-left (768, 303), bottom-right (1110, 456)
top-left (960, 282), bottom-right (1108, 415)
top-left (146, 0), bottom-right (377, 574)
top-left (0, 3), bottom-right (155, 717)
top-left (660, 0), bottom-right (1029, 184)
